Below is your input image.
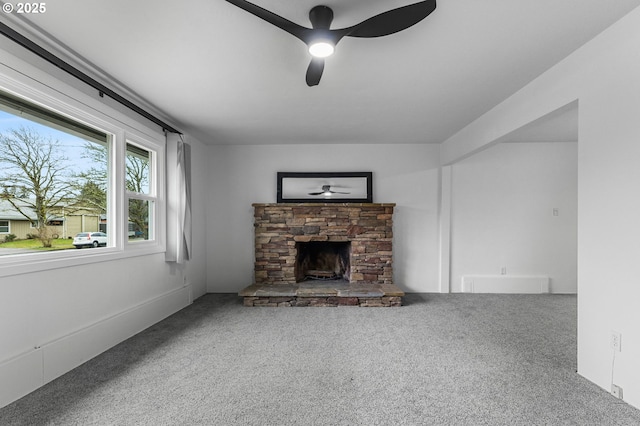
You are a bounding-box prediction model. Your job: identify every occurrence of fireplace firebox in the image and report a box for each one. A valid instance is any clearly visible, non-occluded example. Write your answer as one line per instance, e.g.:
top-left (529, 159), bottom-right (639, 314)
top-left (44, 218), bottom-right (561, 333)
top-left (296, 241), bottom-right (351, 282)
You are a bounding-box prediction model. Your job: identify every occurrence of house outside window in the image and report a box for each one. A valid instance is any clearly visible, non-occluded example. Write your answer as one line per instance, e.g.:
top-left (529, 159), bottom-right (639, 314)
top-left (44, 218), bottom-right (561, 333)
top-left (0, 220), bottom-right (8, 233)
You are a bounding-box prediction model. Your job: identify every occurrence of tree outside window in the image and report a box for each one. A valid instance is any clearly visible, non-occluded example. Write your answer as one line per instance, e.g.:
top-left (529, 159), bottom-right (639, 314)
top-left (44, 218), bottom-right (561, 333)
top-left (0, 127), bottom-right (77, 247)
top-left (126, 143), bottom-right (153, 241)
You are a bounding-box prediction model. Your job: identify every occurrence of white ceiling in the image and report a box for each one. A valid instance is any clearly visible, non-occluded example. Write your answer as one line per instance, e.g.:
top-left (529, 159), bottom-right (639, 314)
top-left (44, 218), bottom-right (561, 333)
top-left (10, 0), bottom-right (640, 145)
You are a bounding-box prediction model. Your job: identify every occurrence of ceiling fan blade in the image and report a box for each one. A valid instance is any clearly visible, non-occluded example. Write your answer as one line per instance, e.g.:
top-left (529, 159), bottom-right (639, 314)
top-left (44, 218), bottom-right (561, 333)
top-left (306, 58), bottom-right (325, 86)
top-left (343, 0), bottom-right (437, 38)
top-left (226, 0), bottom-right (310, 42)
top-left (308, 191), bottom-right (325, 195)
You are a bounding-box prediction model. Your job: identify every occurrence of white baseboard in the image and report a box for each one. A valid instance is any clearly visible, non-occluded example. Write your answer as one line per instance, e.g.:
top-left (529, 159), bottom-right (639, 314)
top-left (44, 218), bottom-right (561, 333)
top-left (462, 275), bottom-right (549, 293)
top-left (0, 285), bottom-right (191, 408)
top-left (0, 349), bottom-right (43, 409)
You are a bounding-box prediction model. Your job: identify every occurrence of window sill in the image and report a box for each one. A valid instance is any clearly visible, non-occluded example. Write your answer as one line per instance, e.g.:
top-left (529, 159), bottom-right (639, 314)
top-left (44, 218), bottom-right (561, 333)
top-left (0, 243), bottom-right (165, 278)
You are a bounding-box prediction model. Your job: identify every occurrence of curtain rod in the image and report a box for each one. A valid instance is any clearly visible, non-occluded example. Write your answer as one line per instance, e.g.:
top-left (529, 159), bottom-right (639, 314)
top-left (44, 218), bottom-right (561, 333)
top-left (0, 21), bottom-right (182, 135)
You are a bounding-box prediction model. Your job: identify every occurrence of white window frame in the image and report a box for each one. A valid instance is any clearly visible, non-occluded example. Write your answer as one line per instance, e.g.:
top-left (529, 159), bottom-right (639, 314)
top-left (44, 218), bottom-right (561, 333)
top-left (0, 48), bottom-right (167, 278)
top-left (0, 220), bottom-right (9, 234)
top-left (124, 136), bottom-right (165, 249)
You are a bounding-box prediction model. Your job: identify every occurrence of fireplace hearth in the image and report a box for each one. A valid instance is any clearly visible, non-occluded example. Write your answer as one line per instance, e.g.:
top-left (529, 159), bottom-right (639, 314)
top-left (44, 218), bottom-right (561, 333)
top-left (239, 203), bottom-right (404, 307)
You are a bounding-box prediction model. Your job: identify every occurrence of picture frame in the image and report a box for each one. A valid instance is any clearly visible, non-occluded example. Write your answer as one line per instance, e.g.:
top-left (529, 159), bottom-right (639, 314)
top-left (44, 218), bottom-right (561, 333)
top-left (277, 172), bottom-right (373, 203)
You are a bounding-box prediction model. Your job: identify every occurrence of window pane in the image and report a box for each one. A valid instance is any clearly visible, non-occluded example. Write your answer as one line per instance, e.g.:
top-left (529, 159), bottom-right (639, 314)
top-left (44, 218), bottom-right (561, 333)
top-left (128, 198), bottom-right (153, 241)
top-left (0, 93), bottom-right (109, 254)
top-left (126, 143), bottom-right (151, 194)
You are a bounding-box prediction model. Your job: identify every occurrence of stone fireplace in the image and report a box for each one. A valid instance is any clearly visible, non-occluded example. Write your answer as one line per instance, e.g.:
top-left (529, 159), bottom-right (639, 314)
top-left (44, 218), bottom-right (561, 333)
top-left (239, 203), bottom-right (404, 307)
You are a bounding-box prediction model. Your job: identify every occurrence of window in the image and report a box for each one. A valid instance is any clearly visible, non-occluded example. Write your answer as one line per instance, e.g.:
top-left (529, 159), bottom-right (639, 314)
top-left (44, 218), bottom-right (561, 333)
top-left (0, 81), bottom-right (164, 266)
top-left (30, 220), bottom-right (66, 228)
top-left (126, 142), bottom-right (156, 242)
top-left (0, 90), bottom-right (110, 252)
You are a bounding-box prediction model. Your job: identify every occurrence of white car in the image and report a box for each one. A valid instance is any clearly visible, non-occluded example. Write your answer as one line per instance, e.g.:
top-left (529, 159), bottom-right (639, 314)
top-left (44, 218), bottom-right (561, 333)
top-left (73, 232), bottom-right (107, 249)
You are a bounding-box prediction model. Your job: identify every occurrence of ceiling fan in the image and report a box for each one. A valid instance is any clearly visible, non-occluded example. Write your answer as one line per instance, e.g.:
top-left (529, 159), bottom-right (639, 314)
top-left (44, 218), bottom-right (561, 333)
top-left (309, 185), bottom-right (350, 196)
top-left (225, 0), bottom-right (437, 86)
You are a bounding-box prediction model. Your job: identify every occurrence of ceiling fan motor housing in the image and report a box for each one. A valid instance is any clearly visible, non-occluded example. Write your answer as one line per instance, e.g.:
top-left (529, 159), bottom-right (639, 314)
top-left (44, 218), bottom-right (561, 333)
top-left (309, 5), bottom-right (334, 29)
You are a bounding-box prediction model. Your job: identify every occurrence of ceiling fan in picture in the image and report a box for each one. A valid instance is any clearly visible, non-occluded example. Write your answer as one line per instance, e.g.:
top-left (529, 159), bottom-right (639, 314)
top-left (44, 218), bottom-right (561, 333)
top-left (308, 185), bottom-right (350, 196)
top-left (225, 0), bottom-right (437, 86)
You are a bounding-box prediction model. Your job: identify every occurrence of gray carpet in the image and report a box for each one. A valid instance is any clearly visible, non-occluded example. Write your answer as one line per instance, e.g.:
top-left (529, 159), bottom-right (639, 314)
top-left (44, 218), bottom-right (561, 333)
top-left (2, 293), bottom-right (640, 425)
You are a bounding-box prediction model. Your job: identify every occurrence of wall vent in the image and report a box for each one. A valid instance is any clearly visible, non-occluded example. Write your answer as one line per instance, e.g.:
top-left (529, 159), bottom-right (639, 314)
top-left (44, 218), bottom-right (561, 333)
top-left (462, 275), bottom-right (550, 293)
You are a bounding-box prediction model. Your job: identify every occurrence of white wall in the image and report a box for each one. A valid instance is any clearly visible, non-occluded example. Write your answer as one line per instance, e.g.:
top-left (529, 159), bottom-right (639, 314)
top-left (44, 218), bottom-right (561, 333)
top-left (185, 137), bottom-right (209, 297)
top-left (0, 37), bottom-right (209, 407)
top-left (440, 6), bottom-right (640, 409)
top-left (450, 142), bottom-right (578, 293)
top-left (206, 143), bottom-right (441, 293)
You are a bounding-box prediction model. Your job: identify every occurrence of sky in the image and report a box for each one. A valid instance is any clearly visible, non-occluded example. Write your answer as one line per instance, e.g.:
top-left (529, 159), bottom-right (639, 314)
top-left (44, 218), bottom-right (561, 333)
top-left (0, 109), bottom-right (97, 173)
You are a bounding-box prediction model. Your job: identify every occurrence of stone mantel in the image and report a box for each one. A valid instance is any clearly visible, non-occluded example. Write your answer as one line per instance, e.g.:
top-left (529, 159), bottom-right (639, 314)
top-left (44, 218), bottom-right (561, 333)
top-left (252, 203), bottom-right (397, 207)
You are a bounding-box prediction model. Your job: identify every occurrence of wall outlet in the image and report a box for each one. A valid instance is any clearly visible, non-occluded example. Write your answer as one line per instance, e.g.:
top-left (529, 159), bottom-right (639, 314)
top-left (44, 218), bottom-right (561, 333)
top-left (612, 384), bottom-right (624, 399)
top-left (610, 331), bottom-right (622, 352)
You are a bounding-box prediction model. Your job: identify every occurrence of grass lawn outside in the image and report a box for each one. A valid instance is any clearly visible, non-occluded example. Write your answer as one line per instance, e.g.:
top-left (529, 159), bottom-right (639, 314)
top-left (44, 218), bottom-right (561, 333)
top-left (0, 238), bottom-right (75, 251)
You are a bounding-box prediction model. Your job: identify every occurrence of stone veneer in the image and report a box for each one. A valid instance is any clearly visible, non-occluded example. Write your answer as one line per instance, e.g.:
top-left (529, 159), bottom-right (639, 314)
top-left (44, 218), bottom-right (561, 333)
top-left (240, 203), bottom-right (404, 307)
top-left (254, 203), bottom-right (394, 285)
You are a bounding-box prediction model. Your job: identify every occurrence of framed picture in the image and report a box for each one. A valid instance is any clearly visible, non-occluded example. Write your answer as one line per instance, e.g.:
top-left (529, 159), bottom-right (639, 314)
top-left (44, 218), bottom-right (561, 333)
top-left (277, 172), bottom-right (373, 203)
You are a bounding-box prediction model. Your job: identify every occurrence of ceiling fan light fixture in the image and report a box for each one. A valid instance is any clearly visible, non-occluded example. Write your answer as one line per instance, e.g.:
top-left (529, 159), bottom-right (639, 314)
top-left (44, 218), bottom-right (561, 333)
top-left (309, 41), bottom-right (334, 58)
top-left (225, 0), bottom-right (437, 85)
